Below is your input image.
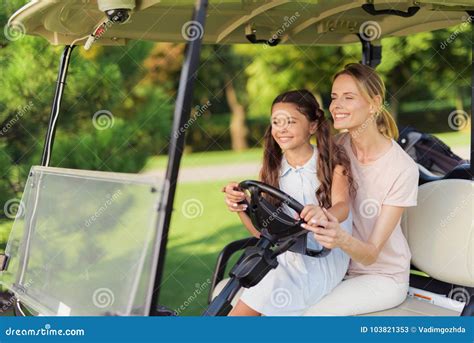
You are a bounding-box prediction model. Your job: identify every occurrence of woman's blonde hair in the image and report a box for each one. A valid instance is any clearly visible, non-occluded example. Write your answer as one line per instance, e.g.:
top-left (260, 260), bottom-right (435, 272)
top-left (334, 63), bottom-right (398, 139)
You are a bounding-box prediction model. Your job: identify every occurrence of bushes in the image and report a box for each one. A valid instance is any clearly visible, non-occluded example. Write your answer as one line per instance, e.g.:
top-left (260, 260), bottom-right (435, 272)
top-left (53, 87), bottom-right (174, 172)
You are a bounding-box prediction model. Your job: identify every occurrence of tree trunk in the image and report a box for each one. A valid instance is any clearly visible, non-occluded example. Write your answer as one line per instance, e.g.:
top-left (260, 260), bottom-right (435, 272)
top-left (225, 79), bottom-right (248, 151)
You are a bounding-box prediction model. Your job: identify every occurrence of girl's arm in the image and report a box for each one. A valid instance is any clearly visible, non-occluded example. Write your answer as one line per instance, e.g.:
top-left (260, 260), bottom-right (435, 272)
top-left (237, 212), bottom-right (261, 238)
top-left (327, 164), bottom-right (350, 222)
top-left (300, 164), bottom-right (350, 223)
top-left (304, 205), bottom-right (405, 266)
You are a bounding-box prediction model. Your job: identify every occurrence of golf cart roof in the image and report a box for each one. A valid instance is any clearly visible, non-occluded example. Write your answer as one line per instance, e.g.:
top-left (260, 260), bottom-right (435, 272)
top-left (8, 0), bottom-right (474, 46)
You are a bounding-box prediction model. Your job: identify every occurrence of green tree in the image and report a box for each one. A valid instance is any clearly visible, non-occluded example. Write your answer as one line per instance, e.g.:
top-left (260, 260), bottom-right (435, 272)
top-left (0, 2), bottom-right (171, 217)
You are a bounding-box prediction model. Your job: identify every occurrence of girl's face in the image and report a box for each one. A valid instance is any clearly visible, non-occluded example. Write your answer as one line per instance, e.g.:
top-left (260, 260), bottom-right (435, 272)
top-left (271, 102), bottom-right (316, 151)
top-left (329, 74), bottom-right (376, 131)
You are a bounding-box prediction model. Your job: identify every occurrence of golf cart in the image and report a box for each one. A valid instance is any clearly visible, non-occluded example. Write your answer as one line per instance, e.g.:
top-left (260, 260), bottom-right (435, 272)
top-left (0, 0), bottom-right (472, 317)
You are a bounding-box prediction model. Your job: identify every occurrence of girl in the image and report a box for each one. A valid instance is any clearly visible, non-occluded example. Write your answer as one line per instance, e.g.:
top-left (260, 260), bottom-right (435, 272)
top-left (223, 89), bottom-right (354, 316)
top-left (303, 63), bottom-right (419, 315)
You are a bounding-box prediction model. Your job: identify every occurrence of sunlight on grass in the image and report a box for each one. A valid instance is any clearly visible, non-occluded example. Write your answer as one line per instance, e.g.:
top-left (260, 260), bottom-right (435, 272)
top-left (160, 178), bottom-right (248, 316)
top-left (142, 148), bottom-right (263, 171)
top-left (433, 130), bottom-right (470, 147)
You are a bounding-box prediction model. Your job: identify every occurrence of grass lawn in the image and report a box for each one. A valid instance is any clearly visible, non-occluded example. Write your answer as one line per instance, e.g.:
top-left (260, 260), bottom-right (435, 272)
top-left (143, 147), bottom-right (263, 171)
top-left (159, 178), bottom-right (249, 316)
top-left (433, 130), bottom-right (470, 147)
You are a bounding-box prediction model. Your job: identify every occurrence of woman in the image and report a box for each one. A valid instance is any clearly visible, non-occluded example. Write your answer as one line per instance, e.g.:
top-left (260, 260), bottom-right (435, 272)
top-left (302, 63), bottom-right (419, 315)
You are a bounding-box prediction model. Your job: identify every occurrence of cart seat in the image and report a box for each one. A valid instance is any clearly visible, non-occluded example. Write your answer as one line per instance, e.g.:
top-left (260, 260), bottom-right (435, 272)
top-left (211, 179), bottom-right (473, 316)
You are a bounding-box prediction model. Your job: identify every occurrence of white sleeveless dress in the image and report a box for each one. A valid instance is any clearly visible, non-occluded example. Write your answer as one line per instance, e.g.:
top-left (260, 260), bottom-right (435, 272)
top-left (239, 147), bottom-right (352, 315)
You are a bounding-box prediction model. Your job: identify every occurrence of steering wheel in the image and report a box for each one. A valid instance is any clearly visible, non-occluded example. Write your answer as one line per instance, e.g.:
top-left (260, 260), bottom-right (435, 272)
top-left (238, 180), bottom-right (330, 258)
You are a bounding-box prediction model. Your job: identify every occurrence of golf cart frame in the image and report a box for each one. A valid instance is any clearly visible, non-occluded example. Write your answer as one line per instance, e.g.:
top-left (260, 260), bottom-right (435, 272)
top-left (1, 0), bottom-right (473, 317)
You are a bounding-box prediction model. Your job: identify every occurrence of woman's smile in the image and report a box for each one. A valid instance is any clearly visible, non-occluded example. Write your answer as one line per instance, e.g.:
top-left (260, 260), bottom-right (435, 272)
top-left (333, 112), bottom-right (351, 122)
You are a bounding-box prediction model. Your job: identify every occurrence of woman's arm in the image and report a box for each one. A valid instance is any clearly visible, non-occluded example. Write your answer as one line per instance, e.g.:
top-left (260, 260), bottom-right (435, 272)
top-left (339, 205), bottom-right (404, 265)
top-left (303, 205), bottom-right (405, 266)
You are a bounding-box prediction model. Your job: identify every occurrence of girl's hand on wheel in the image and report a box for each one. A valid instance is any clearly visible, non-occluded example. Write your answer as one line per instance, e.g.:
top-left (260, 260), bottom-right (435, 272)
top-left (223, 182), bottom-right (247, 212)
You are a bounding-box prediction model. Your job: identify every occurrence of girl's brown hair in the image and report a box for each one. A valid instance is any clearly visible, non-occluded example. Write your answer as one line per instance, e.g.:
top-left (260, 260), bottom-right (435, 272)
top-left (259, 89), bottom-right (354, 208)
top-left (334, 63), bottom-right (398, 139)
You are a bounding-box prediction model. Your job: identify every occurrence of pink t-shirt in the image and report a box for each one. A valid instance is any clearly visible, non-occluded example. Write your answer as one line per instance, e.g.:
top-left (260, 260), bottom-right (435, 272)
top-left (339, 133), bottom-right (419, 283)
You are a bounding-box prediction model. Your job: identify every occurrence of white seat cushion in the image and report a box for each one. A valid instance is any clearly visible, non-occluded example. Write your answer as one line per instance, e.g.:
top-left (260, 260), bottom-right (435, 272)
top-left (360, 296), bottom-right (461, 316)
top-left (212, 278), bottom-right (462, 316)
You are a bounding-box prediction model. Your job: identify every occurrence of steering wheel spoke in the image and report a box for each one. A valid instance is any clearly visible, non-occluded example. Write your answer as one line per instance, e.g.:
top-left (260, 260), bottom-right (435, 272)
top-left (238, 180), bottom-right (330, 258)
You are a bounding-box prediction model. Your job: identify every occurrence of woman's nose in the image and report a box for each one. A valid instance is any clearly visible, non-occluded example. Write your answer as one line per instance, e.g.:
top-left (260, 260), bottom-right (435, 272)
top-left (331, 100), bottom-right (344, 113)
top-left (332, 98), bottom-right (342, 109)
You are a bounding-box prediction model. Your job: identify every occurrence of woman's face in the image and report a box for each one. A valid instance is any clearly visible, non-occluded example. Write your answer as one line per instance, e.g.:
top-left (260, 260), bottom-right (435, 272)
top-left (329, 74), bottom-right (375, 131)
top-left (271, 102), bottom-right (316, 151)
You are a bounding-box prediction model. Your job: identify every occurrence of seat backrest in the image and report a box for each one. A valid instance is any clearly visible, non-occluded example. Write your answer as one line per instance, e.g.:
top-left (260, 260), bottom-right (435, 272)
top-left (401, 179), bottom-right (473, 287)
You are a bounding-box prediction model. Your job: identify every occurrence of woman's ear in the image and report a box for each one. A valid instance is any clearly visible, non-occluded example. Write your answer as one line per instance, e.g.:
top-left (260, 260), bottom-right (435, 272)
top-left (373, 95), bottom-right (383, 112)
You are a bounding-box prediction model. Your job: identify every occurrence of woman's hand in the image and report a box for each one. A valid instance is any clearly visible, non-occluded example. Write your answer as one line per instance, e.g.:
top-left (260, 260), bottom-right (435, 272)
top-left (301, 208), bottom-right (350, 249)
top-left (223, 182), bottom-right (248, 212)
top-left (299, 204), bottom-right (327, 224)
